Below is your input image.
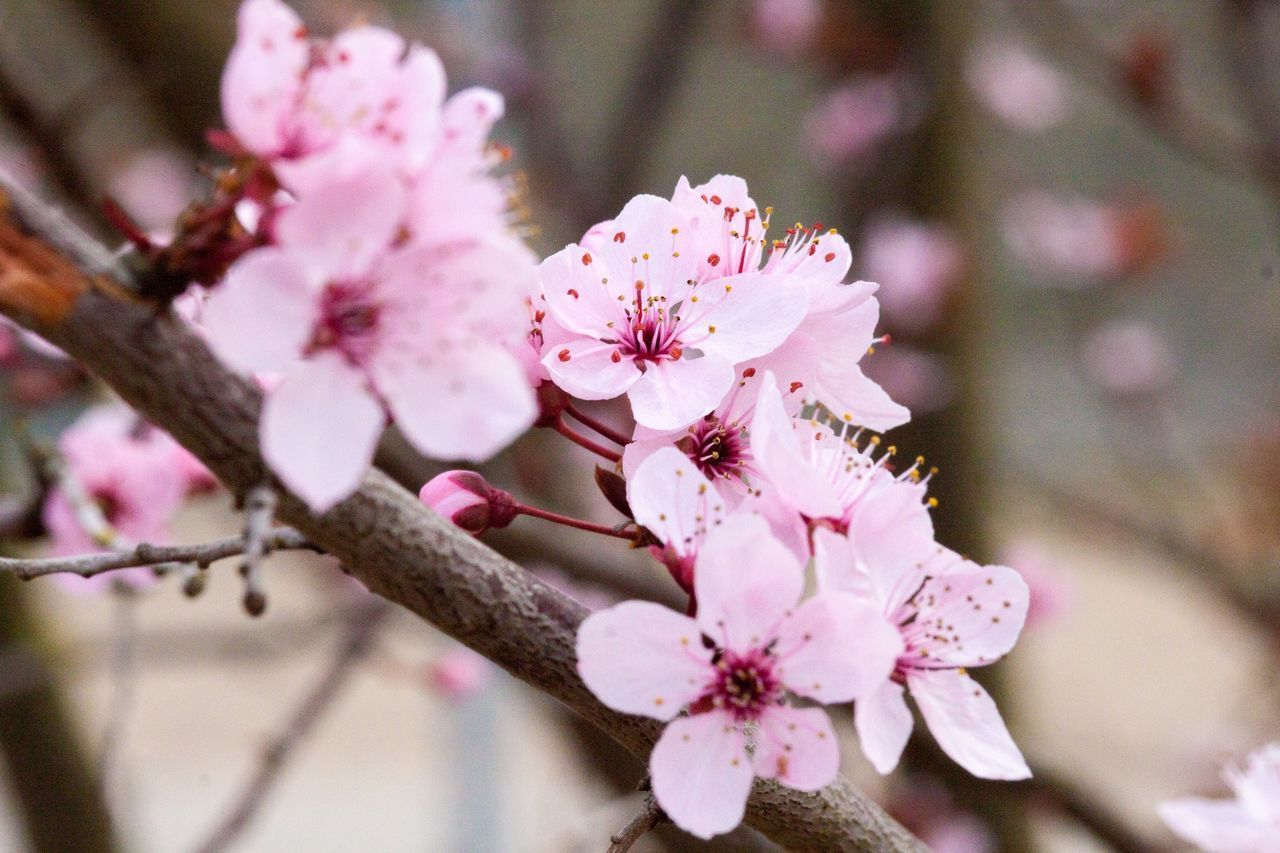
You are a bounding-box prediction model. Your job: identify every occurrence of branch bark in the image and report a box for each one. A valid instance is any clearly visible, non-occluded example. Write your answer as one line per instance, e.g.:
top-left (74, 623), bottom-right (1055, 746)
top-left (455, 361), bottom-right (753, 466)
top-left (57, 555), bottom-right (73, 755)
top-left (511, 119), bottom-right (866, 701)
top-left (0, 181), bottom-right (925, 851)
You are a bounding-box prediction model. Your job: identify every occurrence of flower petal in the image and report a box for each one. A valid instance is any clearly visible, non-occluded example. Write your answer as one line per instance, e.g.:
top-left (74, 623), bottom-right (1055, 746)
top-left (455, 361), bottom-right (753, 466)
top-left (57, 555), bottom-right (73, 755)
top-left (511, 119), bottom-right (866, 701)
top-left (753, 705), bottom-right (840, 792)
top-left (681, 272), bottom-right (808, 364)
top-left (651, 711), bottom-right (753, 840)
top-left (220, 0), bottom-right (308, 155)
top-left (627, 355), bottom-right (736, 431)
top-left (694, 514), bottom-right (803, 654)
top-left (908, 561), bottom-right (1029, 668)
top-left (812, 526), bottom-right (873, 597)
top-left (626, 447), bottom-right (722, 557)
top-left (542, 337), bottom-right (642, 400)
top-left (261, 353), bottom-right (384, 512)
top-left (773, 592), bottom-right (903, 703)
top-left (592, 194), bottom-right (697, 302)
top-left (576, 601), bottom-right (712, 721)
top-left (202, 247), bottom-right (317, 375)
top-left (1158, 798), bottom-right (1274, 851)
top-left (537, 245), bottom-right (621, 338)
top-left (854, 680), bottom-right (914, 775)
top-left (749, 372), bottom-right (843, 518)
top-left (907, 668), bottom-right (1031, 780)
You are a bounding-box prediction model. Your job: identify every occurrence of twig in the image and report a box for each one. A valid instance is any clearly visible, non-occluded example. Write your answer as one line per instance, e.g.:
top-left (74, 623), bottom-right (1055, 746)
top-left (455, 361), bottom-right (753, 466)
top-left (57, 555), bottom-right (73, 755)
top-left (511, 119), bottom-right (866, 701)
top-left (564, 402), bottom-right (632, 447)
top-left (192, 600), bottom-right (390, 853)
top-left (239, 483), bottom-right (277, 616)
top-left (1220, 0), bottom-right (1280, 201)
top-left (0, 528), bottom-right (315, 581)
top-left (0, 181), bottom-right (927, 851)
top-left (607, 795), bottom-right (666, 853)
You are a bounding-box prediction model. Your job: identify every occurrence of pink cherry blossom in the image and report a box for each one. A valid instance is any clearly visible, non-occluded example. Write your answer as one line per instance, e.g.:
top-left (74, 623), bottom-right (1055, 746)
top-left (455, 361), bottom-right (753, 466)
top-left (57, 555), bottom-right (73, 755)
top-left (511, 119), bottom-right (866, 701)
top-left (428, 647), bottom-right (491, 702)
top-left (1159, 743), bottom-right (1280, 852)
top-left (43, 404), bottom-right (192, 594)
top-left (860, 217), bottom-right (963, 335)
top-left (814, 526), bottom-right (1031, 780)
top-left (803, 77), bottom-right (910, 168)
top-left (1082, 320), bottom-right (1176, 397)
top-left (749, 0), bottom-right (823, 55)
top-left (537, 194), bottom-right (808, 430)
top-left (202, 162), bottom-right (536, 511)
top-left (966, 40), bottom-right (1071, 133)
top-left (576, 514), bottom-right (901, 839)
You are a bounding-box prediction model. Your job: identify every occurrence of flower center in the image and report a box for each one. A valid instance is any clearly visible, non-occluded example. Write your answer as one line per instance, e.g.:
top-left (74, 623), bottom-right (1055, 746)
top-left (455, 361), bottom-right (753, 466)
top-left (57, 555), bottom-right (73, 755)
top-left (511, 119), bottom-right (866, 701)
top-left (677, 416), bottom-right (750, 482)
top-left (309, 282), bottom-right (380, 365)
top-left (616, 310), bottom-right (682, 363)
top-left (705, 649), bottom-right (780, 720)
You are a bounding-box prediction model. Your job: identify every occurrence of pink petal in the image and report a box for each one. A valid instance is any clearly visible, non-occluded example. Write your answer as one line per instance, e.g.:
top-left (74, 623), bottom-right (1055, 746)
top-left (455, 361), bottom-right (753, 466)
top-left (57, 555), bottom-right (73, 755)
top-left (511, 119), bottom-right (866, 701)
top-left (1158, 798), bottom-right (1274, 851)
top-left (592, 194), bottom-right (696, 302)
top-left (201, 247), bottom-right (317, 375)
top-left (627, 355), bottom-right (736, 430)
top-left (261, 353), bottom-right (384, 512)
top-left (440, 86), bottom-right (504, 153)
top-left (542, 337), bottom-right (642, 400)
top-left (680, 272), bottom-right (808, 364)
top-left (274, 162), bottom-right (405, 280)
top-left (819, 364), bottom-right (912, 433)
top-left (537, 246), bottom-right (620, 338)
top-left (910, 561), bottom-right (1029, 667)
top-left (846, 478), bottom-right (940, 611)
top-left (749, 372), bottom-right (842, 518)
top-left (650, 711), bottom-right (753, 840)
top-left (752, 705), bottom-right (841, 792)
top-left (854, 679), bottom-right (914, 774)
top-left (694, 514), bottom-right (803, 653)
top-left (220, 0), bottom-right (307, 155)
top-left (576, 601), bottom-right (712, 721)
top-left (375, 340), bottom-right (535, 462)
top-left (626, 447), bottom-right (722, 557)
top-left (907, 669), bottom-right (1031, 780)
top-left (773, 593), bottom-right (902, 703)
top-left (812, 526), bottom-right (872, 596)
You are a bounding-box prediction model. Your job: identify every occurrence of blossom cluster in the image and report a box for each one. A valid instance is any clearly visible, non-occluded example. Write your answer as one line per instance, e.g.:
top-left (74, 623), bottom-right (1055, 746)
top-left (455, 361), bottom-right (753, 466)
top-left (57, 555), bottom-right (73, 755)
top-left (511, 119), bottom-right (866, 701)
top-left (199, 0), bottom-right (537, 511)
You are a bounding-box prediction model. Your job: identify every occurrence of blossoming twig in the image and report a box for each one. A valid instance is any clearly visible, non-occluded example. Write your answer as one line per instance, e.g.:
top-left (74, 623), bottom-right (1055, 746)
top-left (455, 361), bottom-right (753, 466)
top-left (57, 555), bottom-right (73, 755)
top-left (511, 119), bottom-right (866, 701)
top-left (606, 795), bottom-right (666, 853)
top-left (193, 599), bottom-right (390, 853)
top-left (563, 402), bottom-right (631, 447)
top-left (0, 528), bottom-right (315, 581)
top-left (551, 417), bottom-right (623, 463)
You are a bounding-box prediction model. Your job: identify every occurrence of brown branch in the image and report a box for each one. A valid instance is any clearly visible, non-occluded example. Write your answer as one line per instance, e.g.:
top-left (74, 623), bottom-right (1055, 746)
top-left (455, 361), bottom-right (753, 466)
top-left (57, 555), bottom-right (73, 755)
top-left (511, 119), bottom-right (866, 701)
top-left (608, 795), bottom-right (666, 853)
top-left (1221, 0), bottom-right (1280, 200)
top-left (192, 599), bottom-right (390, 853)
top-left (0, 528), bottom-right (314, 581)
top-left (0, 180), bottom-right (927, 851)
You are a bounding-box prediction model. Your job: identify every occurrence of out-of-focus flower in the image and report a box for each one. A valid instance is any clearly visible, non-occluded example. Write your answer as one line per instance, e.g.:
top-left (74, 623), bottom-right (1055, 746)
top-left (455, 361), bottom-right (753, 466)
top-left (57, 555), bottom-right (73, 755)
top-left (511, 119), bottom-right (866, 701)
top-left (43, 404), bottom-right (193, 594)
top-left (1001, 191), bottom-right (1170, 285)
top-left (537, 193), bottom-right (808, 430)
top-left (1082, 320), bottom-right (1176, 397)
top-left (749, 0), bottom-right (823, 55)
top-left (577, 514), bottom-right (900, 839)
top-left (998, 538), bottom-right (1072, 629)
top-left (803, 77), bottom-right (908, 167)
top-left (966, 40), bottom-right (1071, 133)
top-left (419, 470), bottom-right (517, 535)
top-left (202, 163), bottom-right (536, 511)
top-left (1159, 742), bottom-right (1280, 851)
top-left (922, 814), bottom-right (996, 853)
top-left (106, 148), bottom-right (198, 232)
top-left (815, 527), bottom-right (1032, 780)
top-left (860, 345), bottom-right (955, 415)
top-left (861, 217), bottom-right (963, 335)
top-left (428, 647), bottom-right (491, 702)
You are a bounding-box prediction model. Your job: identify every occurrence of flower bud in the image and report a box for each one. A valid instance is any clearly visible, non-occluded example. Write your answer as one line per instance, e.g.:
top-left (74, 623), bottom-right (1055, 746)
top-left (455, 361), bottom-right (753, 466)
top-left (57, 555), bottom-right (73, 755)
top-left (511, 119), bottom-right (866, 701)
top-left (418, 470), bottom-right (517, 535)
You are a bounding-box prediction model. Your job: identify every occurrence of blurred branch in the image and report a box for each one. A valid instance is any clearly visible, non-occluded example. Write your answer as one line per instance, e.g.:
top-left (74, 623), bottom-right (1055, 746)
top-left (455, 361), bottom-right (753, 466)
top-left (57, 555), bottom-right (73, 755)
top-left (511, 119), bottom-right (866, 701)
top-left (608, 795), bottom-right (666, 853)
top-left (0, 528), bottom-right (315, 581)
top-left (1221, 0), bottom-right (1280, 199)
top-left (1012, 0), bottom-right (1268, 185)
top-left (1024, 766), bottom-right (1160, 853)
top-left (192, 599), bottom-right (390, 853)
top-left (0, 174), bottom-right (926, 852)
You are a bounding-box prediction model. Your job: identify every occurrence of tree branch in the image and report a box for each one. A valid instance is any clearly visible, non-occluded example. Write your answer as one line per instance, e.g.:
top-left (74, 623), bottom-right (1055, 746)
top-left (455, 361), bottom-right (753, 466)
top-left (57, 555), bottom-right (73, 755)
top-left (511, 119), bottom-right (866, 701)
top-left (608, 795), bottom-right (666, 853)
top-left (0, 180), bottom-right (926, 851)
top-left (0, 528), bottom-right (314, 581)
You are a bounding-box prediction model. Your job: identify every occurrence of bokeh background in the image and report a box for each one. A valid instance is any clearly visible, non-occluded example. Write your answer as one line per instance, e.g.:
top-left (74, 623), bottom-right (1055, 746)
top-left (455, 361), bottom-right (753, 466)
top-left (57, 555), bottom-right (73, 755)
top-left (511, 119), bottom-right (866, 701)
top-left (1, 0), bottom-right (1278, 850)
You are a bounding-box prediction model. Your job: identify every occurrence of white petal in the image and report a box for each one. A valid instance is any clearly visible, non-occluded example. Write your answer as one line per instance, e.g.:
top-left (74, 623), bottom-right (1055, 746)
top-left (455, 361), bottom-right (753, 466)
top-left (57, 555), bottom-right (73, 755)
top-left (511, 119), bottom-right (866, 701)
top-left (855, 680), bottom-right (914, 775)
top-left (628, 355), bottom-right (735, 431)
top-left (201, 248), bottom-right (317, 375)
top-left (752, 705), bottom-right (841, 792)
top-left (749, 372), bottom-right (842, 518)
top-left (907, 669), bottom-right (1031, 780)
top-left (626, 446), bottom-right (720, 557)
top-left (650, 712), bottom-right (753, 840)
top-left (773, 593), bottom-right (903, 703)
top-left (1158, 798), bottom-right (1276, 851)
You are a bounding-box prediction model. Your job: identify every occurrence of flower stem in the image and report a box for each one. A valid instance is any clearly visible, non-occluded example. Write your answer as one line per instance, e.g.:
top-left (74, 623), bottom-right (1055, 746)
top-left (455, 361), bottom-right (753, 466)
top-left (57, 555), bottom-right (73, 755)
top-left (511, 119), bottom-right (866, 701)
top-left (563, 403), bottom-right (632, 447)
top-left (513, 502), bottom-right (635, 540)
top-left (551, 417), bottom-right (622, 462)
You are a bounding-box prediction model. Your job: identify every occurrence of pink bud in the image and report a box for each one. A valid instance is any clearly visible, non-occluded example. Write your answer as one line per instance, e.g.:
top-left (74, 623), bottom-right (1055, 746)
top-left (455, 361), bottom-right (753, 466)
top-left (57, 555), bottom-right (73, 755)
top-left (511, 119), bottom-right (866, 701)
top-left (428, 648), bottom-right (491, 702)
top-left (418, 470), bottom-right (516, 535)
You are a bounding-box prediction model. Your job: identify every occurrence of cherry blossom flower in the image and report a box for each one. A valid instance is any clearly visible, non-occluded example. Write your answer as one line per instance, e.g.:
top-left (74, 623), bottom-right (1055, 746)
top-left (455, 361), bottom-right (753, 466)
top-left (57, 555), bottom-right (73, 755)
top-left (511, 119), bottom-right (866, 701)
top-left (577, 515), bottom-right (901, 838)
top-left (537, 194), bottom-right (808, 430)
top-left (750, 0), bottom-right (823, 55)
top-left (1082, 320), bottom-right (1176, 397)
top-left (803, 77), bottom-right (911, 168)
top-left (966, 40), bottom-right (1071, 133)
top-left (1159, 742), bottom-right (1280, 852)
top-left (860, 216), bottom-right (963, 335)
top-left (43, 404), bottom-right (192, 593)
top-left (814, 526), bottom-right (1031, 780)
top-left (202, 163), bottom-right (536, 511)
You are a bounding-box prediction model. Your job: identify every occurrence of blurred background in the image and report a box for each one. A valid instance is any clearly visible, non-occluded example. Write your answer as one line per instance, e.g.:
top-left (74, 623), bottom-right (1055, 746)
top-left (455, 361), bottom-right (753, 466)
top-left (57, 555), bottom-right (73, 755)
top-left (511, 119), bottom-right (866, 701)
top-left (1, 0), bottom-right (1278, 850)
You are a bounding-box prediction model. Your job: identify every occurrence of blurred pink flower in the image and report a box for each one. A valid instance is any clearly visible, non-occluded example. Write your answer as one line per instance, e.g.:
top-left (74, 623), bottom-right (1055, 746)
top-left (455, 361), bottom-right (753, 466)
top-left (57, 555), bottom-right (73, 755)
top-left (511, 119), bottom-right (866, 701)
top-left (998, 538), bottom-right (1072, 629)
top-left (861, 217), bottom-right (963, 334)
top-left (428, 647), bottom-right (491, 702)
top-left (750, 0), bottom-right (823, 55)
top-left (577, 514), bottom-right (899, 839)
top-left (804, 77), bottom-right (907, 167)
top-left (922, 814), bottom-right (996, 853)
top-left (106, 148), bottom-right (197, 232)
top-left (1001, 191), bottom-right (1120, 284)
top-left (966, 40), bottom-right (1071, 133)
top-left (1082, 321), bottom-right (1176, 397)
top-left (860, 345), bottom-right (955, 414)
top-left (1159, 742), bottom-right (1280, 851)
